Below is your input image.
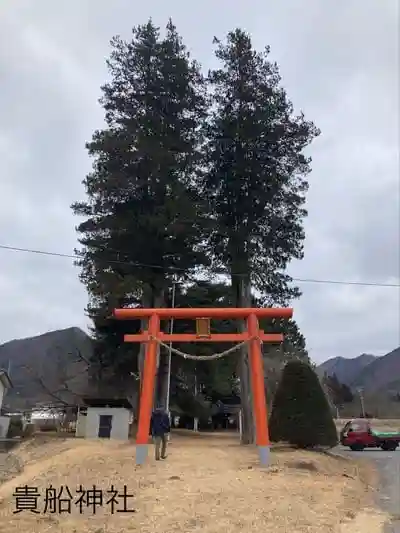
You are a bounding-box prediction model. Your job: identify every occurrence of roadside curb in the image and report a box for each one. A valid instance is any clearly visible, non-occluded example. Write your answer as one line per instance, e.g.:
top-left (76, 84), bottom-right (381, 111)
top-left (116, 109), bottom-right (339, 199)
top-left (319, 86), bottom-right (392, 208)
top-left (322, 448), bottom-right (352, 461)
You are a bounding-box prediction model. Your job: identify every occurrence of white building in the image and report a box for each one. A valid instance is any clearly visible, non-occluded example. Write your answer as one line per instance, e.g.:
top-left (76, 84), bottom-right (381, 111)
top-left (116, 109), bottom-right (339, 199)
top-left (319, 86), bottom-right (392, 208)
top-left (0, 370), bottom-right (13, 437)
top-left (76, 398), bottom-right (132, 440)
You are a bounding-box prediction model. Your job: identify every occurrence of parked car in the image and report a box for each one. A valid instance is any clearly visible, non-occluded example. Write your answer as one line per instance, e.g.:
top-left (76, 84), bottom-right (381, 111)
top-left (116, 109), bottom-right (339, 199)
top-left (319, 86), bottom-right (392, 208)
top-left (340, 418), bottom-right (400, 451)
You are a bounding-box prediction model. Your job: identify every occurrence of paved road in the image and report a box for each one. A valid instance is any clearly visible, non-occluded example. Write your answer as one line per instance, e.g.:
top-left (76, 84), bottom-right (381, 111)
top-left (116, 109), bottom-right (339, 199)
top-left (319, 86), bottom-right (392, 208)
top-left (336, 446), bottom-right (400, 533)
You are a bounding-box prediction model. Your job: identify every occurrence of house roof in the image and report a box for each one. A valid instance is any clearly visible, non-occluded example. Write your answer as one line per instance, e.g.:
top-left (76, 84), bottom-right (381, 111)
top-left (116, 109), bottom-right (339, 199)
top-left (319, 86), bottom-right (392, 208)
top-left (82, 397), bottom-right (133, 409)
top-left (0, 370), bottom-right (13, 389)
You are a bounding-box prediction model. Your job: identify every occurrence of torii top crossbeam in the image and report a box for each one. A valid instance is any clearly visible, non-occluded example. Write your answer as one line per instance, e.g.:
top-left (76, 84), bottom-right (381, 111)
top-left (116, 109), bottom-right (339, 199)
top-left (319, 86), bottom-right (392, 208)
top-left (114, 307), bottom-right (293, 320)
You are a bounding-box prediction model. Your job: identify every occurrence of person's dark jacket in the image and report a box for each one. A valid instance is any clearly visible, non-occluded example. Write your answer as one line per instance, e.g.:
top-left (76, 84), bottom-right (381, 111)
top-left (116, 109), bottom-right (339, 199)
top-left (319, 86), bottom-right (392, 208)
top-left (150, 410), bottom-right (171, 437)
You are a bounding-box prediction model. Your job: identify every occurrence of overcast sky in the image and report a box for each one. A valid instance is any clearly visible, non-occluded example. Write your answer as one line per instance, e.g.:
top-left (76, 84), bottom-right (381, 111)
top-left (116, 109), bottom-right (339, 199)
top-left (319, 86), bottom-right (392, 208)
top-left (0, 0), bottom-right (399, 364)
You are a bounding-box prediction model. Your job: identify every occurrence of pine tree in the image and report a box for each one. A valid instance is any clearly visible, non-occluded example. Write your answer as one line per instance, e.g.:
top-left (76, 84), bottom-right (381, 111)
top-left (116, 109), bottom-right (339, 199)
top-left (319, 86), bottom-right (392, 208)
top-left (203, 29), bottom-right (320, 443)
top-left (269, 360), bottom-right (338, 448)
top-left (71, 20), bottom-right (209, 396)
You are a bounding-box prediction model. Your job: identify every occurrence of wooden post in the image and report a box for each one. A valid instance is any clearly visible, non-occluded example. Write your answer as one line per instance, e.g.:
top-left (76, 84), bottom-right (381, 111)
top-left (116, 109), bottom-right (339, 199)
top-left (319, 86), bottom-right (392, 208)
top-left (238, 409), bottom-right (243, 439)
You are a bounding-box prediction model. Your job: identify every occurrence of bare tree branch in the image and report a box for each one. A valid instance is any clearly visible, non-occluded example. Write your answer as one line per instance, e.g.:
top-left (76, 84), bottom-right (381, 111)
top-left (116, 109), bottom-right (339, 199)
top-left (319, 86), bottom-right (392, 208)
top-left (20, 364), bottom-right (71, 406)
top-left (20, 344), bottom-right (90, 408)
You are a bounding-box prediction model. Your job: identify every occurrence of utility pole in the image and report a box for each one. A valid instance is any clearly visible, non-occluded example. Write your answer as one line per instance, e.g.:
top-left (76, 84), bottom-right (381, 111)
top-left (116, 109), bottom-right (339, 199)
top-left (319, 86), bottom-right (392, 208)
top-left (193, 369), bottom-right (199, 432)
top-left (165, 279), bottom-right (176, 417)
top-left (357, 388), bottom-right (366, 418)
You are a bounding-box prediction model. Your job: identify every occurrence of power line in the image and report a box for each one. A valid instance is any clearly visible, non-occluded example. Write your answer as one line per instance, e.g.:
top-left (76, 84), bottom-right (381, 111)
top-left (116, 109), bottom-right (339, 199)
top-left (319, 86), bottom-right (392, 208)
top-left (0, 243), bottom-right (399, 288)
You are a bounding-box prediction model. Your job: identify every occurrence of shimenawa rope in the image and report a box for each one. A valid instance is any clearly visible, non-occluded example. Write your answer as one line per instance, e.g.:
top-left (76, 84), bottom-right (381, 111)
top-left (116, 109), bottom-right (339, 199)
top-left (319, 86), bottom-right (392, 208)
top-left (149, 335), bottom-right (262, 361)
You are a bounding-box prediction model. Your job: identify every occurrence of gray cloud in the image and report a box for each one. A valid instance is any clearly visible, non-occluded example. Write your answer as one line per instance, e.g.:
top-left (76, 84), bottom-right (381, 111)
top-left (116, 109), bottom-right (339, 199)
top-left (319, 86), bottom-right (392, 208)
top-left (0, 0), bottom-right (399, 363)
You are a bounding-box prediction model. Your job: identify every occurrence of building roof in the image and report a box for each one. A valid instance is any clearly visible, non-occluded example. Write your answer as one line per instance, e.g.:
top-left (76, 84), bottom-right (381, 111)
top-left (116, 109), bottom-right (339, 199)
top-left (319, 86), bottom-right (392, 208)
top-left (82, 397), bottom-right (133, 409)
top-left (0, 370), bottom-right (13, 389)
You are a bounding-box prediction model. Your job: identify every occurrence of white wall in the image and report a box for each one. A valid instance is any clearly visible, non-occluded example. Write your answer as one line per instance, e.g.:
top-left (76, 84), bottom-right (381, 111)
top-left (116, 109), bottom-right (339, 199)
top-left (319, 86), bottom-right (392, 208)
top-left (0, 415), bottom-right (10, 437)
top-left (0, 382), bottom-right (4, 411)
top-left (84, 407), bottom-right (130, 440)
top-left (75, 413), bottom-right (87, 437)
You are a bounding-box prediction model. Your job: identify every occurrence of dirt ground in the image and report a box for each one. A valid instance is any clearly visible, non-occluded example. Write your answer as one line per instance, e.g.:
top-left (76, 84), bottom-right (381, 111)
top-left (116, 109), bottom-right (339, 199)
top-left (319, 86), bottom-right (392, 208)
top-left (0, 433), bottom-right (388, 533)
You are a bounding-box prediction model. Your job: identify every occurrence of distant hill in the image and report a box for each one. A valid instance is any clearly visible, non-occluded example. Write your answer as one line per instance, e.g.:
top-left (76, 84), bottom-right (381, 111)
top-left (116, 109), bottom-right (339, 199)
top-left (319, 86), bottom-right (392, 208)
top-left (317, 353), bottom-right (377, 386)
top-left (318, 346), bottom-right (400, 396)
top-left (351, 346), bottom-right (400, 393)
top-left (0, 327), bottom-right (93, 410)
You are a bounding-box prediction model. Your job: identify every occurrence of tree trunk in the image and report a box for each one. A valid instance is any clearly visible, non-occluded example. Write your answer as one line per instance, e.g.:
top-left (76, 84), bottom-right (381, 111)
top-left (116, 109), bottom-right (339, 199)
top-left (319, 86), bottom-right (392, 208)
top-left (151, 288), bottom-right (165, 409)
top-left (136, 283), bottom-right (164, 418)
top-left (193, 371), bottom-right (199, 431)
top-left (156, 349), bottom-right (170, 408)
top-left (233, 275), bottom-right (255, 445)
top-left (156, 282), bottom-right (177, 411)
top-left (138, 284), bottom-right (153, 384)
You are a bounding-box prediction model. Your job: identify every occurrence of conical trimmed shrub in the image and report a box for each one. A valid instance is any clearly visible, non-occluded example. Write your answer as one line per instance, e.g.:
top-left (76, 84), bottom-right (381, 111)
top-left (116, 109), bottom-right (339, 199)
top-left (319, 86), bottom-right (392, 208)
top-left (269, 360), bottom-right (338, 448)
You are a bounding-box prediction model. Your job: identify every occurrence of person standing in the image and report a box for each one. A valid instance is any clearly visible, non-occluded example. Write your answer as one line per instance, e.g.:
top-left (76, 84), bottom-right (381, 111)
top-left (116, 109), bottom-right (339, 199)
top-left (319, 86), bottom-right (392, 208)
top-left (150, 406), bottom-right (171, 460)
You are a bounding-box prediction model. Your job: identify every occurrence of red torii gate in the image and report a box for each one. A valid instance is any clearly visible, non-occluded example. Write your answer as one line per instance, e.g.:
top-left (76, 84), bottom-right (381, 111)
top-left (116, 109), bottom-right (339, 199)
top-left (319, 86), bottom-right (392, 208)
top-left (113, 306), bottom-right (293, 466)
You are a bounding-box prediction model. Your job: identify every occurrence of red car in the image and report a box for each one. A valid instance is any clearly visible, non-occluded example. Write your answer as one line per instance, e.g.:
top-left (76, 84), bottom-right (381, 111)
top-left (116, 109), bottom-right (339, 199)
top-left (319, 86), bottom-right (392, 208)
top-left (340, 419), bottom-right (400, 451)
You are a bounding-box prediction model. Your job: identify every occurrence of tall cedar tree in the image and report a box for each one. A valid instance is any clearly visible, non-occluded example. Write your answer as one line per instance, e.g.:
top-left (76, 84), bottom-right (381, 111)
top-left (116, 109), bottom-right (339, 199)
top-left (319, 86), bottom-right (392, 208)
top-left (71, 20), bottom-right (208, 394)
top-left (203, 30), bottom-right (319, 443)
top-left (269, 360), bottom-right (338, 448)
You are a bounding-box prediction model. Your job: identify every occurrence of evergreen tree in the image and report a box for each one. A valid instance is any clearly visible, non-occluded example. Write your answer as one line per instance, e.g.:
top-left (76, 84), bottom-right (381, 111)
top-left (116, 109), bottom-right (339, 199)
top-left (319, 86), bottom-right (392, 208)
top-left (71, 20), bottom-right (209, 393)
top-left (323, 373), bottom-right (354, 406)
top-left (260, 316), bottom-right (309, 363)
top-left (203, 29), bottom-right (320, 442)
top-left (269, 360), bottom-right (338, 448)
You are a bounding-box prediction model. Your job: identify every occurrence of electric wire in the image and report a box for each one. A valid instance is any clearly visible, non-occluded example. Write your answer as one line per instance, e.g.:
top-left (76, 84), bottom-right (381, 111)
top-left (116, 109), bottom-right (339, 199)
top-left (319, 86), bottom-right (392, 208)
top-left (0, 243), bottom-right (399, 288)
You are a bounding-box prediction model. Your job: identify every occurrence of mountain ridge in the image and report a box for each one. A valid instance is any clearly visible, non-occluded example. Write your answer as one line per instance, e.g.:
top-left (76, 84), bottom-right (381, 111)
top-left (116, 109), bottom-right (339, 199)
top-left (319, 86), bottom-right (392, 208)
top-left (0, 326), bottom-right (87, 352)
top-left (317, 347), bottom-right (400, 393)
top-left (316, 353), bottom-right (377, 386)
top-left (0, 327), bottom-right (93, 410)
top-left (350, 346), bottom-right (400, 392)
